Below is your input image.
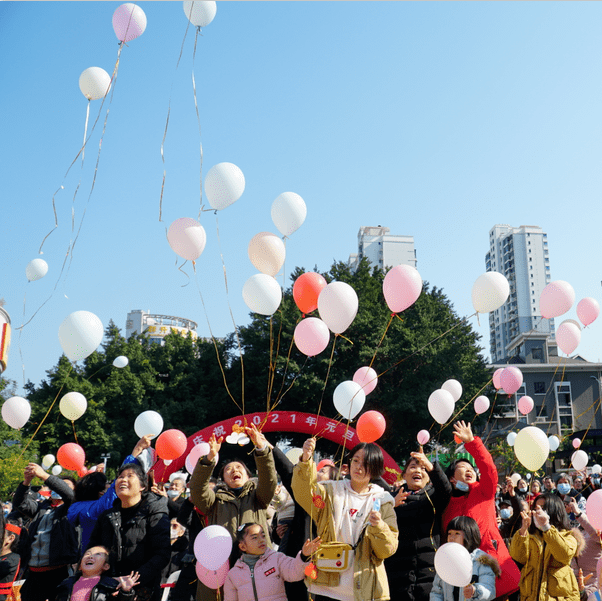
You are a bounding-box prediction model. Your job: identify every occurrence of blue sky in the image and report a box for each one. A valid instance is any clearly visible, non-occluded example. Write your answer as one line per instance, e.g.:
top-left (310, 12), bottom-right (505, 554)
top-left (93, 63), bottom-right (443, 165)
top-left (1, 1), bottom-right (601, 395)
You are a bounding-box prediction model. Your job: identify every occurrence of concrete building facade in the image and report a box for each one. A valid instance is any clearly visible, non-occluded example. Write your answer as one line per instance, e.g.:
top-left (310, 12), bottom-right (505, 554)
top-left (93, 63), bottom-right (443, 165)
top-left (348, 226), bottom-right (416, 272)
top-left (125, 310), bottom-right (198, 345)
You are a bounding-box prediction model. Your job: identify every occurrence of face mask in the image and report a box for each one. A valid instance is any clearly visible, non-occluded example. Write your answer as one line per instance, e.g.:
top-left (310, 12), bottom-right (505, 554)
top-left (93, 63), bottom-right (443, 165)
top-left (558, 483), bottom-right (571, 495)
top-left (455, 481), bottom-right (470, 493)
top-left (593, 478), bottom-right (601, 486)
top-left (50, 491), bottom-right (62, 500)
top-left (518, 487), bottom-right (527, 493)
top-left (167, 490), bottom-right (180, 499)
top-left (500, 508), bottom-right (512, 520)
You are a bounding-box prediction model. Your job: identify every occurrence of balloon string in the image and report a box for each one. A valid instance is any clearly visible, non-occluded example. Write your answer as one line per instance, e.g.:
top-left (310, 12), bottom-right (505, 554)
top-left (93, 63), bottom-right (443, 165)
top-left (192, 27), bottom-right (204, 217)
top-left (367, 313), bottom-right (394, 370)
top-left (19, 290), bottom-right (27, 387)
top-left (193, 269), bottom-right (243, 414)
top-left (72, 421), bottom-right (79, 445)
top-left (17, 365), bottom-right (73, 461)
top-left (82, 102), bottom-right (90, 165)
top-left (214, 215), bottom-right (245, 415)
top-left (314, 335), bottom-right (338, 422)
top-left (482, 392), bottom-right (500, 445)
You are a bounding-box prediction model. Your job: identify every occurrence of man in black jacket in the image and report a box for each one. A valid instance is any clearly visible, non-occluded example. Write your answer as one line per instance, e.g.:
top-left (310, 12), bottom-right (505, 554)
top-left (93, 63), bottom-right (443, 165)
top-left (13, 463), bottom-right (78, 601)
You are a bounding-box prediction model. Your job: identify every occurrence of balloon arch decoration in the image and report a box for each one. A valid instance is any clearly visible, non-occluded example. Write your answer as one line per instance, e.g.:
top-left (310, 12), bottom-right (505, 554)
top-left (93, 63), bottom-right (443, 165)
top-left (154, 411), bottom-right (402, 485)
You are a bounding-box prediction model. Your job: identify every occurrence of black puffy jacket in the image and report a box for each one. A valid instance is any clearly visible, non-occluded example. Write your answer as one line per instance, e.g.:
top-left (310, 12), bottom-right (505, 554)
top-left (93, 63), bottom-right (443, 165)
top-left (87, 492), bottom-right (170, 592)
top-left (53, 574), bottom-right (135, 601)
top-left (384, 462), bottom-right (452, 601)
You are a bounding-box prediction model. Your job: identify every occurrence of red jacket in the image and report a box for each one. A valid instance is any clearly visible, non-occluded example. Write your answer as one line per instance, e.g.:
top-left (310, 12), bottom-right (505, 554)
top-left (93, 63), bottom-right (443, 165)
top-left (442, 437), bottom-right (520, 598)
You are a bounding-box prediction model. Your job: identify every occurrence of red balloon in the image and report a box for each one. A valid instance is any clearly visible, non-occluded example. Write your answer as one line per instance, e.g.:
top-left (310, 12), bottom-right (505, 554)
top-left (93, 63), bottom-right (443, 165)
top-left (156, 429), bottom-right (188, 460)
top-left (57, 443), bottom-right (86, 471)
top-left (293, 272), bottom-right (327, 314)
top-left (77, 468), bottom-right (88, 478)
top-left (356, 411), bottom-right (386, 443)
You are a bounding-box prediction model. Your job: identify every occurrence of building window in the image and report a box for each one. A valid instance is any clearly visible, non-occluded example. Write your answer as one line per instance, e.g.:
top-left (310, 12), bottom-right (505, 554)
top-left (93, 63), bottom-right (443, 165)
top-left (532, 347), bottom-right (543, 360)
top-left (534, 382), bottom-right (545, 394)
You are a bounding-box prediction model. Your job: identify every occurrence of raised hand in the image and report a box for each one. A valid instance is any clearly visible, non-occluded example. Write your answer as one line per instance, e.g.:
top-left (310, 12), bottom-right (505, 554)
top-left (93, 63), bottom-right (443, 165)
top-left (532, 506), bottom-right (550, 531)
top-left (453, 421), bottom-right (474, 443)
top-left (301, 438), bottom-right (316, 463)
top-left (245, 423), bottom-right (267, 449)
top-left (132, 435), bottom-right (153, 458)
top-left (302, 536), bottom-right (322, 557)
top-left (519, 510), bottom-right (531, 536)
top-left (505, 476), bottom-right (515, 497)
top-left (410, 446), bottom-right (433, 472)
top-left (117, 571), bottom-right (140, 592)
top-left (368, 510), bottom-right (383, 528)
top-left (151, 483), bottom-right (167, 497)
top-left (207, 433), bottom-right (223, 461)
top-left (394, 489), bottom-right (410, 507)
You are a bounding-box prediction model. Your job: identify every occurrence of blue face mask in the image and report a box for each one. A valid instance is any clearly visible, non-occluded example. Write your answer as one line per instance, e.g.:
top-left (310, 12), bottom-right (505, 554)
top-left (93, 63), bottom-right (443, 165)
top-left (500, 508), bottom-right (512, 520)
top-left (50, 491), bottom-right (62, 500)
top-left (558, 483), bottom-right (571, 495)
top-left (455, 481), bottom-right (470, 493)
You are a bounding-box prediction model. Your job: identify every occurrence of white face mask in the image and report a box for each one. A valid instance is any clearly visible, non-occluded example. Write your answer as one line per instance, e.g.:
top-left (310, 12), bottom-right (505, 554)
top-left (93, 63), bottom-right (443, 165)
top-left (167, 489), bottom-right (180, 498)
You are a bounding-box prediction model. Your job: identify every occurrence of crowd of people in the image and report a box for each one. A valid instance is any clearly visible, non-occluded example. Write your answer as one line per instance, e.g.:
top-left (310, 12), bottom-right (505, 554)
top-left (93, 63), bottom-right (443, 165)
top-left (1, 420), bottom-right (600, 601)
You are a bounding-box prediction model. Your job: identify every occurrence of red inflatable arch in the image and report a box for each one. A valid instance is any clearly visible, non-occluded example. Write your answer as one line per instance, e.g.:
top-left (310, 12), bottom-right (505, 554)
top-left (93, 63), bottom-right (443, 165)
top-left (153, 411), bottom-right (402, 485)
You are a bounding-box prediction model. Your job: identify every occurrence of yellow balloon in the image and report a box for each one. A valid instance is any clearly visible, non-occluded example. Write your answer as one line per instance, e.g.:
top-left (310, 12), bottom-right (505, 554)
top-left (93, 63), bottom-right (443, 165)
top-left (514, 426), bottom-right (549, 471)
top-left (59, 392), bottom-right (87, 421)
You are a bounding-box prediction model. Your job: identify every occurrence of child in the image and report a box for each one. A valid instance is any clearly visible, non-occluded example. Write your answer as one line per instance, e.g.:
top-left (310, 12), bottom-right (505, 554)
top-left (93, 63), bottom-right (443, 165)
top-left (510, 492), bottom-right (580, 601)
top-left (53, 546), bottom-right (140, 601)
top-left (430, 516), bottom-right (500, 601)
top-left (0, 521), bottom-right (21, 601)
top-left (224, 523), bottom-right (321, 601)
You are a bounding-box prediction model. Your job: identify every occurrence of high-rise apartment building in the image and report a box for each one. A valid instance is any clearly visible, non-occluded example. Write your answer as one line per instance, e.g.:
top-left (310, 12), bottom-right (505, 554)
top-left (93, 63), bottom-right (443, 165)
top-left (486, 224), bottom-right (553, 363)
top-left (348, 226), bottom-right (417, 272)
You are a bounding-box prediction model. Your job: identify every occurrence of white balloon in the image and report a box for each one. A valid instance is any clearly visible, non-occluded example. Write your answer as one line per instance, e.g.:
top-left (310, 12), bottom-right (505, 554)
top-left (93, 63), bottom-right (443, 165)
top-left (58, 311), bottom-right (103, 362)
top-left (285, 447), bottom-right (303, 465)
top-left (510, 473), bottom-right (521, 486)
top-left (167, 217), bottom-right (207, 262)
top-left (113, 356), bottom-right (129, 368)
top-left (134, 410), bottom-right (164, 440)
top-left (1, 396), bottom-right (31, 429)
top-left (247, 233), bottom-right (286, 277)
top-left (592, 464), bottom-right (602, 474)
top-left (441, 379), bottom-right (462, 403)
top-left (471, 272), bottom-right (510, 314)
top-left (434, 542), bottom-right (473, 587)
top-left (60, 392), bottom-right (87, 421)
top-left (514, 427), bottom-right (549, 472)
top-left (183, 1), bottom-right (216, 27)
top-left (333, 381), bottom-right (365, 420)
top-left (194, 525), bottom-right (232, 570)
top-left (242, 274), bottom-right (282, 316)
top-left (271, 192), bottom-right (307, 237)
top-left (205, 163), bottom-right (245, 211)
top-left (26, 258), bottom-right (48, 282)
top-left (572, 450), bottom-right (589, 471)
top-left (318, 282), bottom-right (359, 334)
top-left (506, 432), bottom-right (517, 447)
top-left (52, 465), bottom-right (63, 476)
top-left (427, 389), bottom-right (455, 425)
top-left (79, 67), bottom-right (111, 101)
top-left (42, 454), bottom-right (55, 469)
top-left (548, 435), bottom-right (560, 452)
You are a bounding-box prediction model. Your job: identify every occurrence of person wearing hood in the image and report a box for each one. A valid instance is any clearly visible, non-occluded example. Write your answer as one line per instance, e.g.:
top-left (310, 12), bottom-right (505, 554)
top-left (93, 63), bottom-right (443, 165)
top-left (189, 424), bottom-right (278, 601)
top-left (442, 421), bottom-right (520, 600)
top-left (384, 446), bottom-right (452, 601)
top-left (87, 463), bottom-right (171, 601)
top-left (292, 437), bottom-right (398, 601)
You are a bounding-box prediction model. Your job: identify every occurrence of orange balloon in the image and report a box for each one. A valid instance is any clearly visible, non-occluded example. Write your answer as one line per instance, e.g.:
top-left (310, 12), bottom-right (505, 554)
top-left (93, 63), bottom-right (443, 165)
top-left (57, 443), bottom-right (86, 471)
top-left (293, 272), bottom-right (327, 314)
top-left (454, 434), bottom-right (462, 444)
top-left (356, 410), bottom-right (386, 443)
top-left (156, 429), bottom-right (187, 460)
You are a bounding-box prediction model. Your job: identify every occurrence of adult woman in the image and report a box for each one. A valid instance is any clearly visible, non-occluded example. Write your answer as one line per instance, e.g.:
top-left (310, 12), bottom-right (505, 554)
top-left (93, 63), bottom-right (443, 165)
top-left (442, 421), bottom-right (520, 599)
top-left (292, 437), bottom-right (398, 601)
top-left (384, 447), bottom-right (451, 601)
top-left (88, 463), bottom-right (171, 601)
top-left (510, 493), bottom-right (580, 601)
top-left (189, 424), bottom-right (277, 601)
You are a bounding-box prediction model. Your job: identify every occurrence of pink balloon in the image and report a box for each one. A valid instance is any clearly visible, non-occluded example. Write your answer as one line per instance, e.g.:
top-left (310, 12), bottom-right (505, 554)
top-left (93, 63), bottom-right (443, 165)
top-left (382, 265), bottom-right (423, 313)
top-left (185, 443), bottom-right (210, 474)
top-left (556, 321), bottom-right (581, 355)
top-left (353, 366), bottom-right (378, 395)
top-left (474, 395), bottom-right (490, 414)
top-left (587, 490), bottom-right (602, 530)
top-left (417, 430), bottom-right (430, 445)
top-left (500, 366), bottom-right (523, 395)
top-left (194, 526), bottom-right (232, 570)
top-left (294, 317), bottom-right (330, 357)
top-left (577, 297), bottom-right (600, 327)
top-left (195, 559), bottom-right (229, 589)
top-left (112, 3), bottom-right (147, 43)
top-left (517, 396), bottom-right (534, 415)
top-left (167, 217), bottom-right (207, 261)
top-left (492, 368), bottom-right (503, 390)
top-left (573, 438), bottom-right (581, 449)
top-left (539, 281), bottom-right (575, 319)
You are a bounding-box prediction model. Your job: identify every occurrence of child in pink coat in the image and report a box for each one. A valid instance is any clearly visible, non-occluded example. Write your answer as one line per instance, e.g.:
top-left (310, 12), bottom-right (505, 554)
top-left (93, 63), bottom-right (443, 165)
top-left (224, 523), bottom-right (320, 601)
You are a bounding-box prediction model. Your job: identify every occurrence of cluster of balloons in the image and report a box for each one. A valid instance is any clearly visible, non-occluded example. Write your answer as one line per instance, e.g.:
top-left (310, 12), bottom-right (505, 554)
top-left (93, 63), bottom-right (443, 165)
top-left (427, 379), bottom-right (462, 425)
top-left (492, 366), bottom-right (523, 395)
top-left (331, 365), bottom-right (380, 423)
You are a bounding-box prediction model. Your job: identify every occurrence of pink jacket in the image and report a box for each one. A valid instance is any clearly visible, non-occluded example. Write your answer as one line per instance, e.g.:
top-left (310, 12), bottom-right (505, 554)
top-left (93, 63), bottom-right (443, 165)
top-left (224, 548), bottom-right (306, 601)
